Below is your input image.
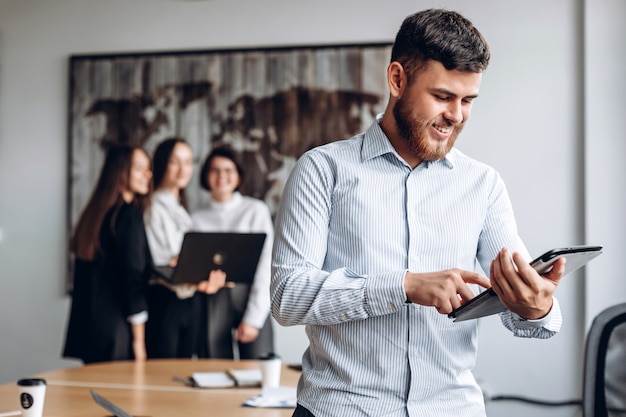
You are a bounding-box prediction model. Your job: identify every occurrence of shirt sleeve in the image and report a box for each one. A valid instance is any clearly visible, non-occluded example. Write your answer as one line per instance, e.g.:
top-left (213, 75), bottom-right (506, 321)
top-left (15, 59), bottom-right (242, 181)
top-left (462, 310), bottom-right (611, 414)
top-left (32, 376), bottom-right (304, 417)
top-left (500, 297), bottom-right (562, 337)
top-left (145, 203), bottom-right (176, 266)
top-left (476, 170), bottom-right (561, 338)
top-left (127, 310), bottom-right (148, 325)
top-left (116, 205), bottom-right (151, 317)
top-left (271, 151), bottom-right (407, 327)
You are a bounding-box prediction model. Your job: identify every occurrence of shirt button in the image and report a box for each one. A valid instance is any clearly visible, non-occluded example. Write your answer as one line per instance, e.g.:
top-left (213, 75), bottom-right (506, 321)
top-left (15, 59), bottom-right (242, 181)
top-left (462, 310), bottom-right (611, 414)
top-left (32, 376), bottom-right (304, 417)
top-left (339, 314), bottom-right (347, 321)
top-left (387, 302), bottom-right (395, 310)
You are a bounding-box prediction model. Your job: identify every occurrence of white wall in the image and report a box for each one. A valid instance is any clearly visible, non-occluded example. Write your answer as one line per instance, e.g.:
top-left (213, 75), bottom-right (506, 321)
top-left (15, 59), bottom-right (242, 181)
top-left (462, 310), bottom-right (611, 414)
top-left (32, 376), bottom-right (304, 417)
top-left (584, 0), bottom-right (626, 327)
top-left (0, 1), bottom-right (623, 416)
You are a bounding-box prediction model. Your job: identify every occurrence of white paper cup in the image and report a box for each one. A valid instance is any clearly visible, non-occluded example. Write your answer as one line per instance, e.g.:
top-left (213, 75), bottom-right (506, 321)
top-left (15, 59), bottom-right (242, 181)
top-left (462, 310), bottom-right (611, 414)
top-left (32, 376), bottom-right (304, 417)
top-left (259, 353), bottom-right (282, 388)
top-left (17, 378), bottom-right (46, 417)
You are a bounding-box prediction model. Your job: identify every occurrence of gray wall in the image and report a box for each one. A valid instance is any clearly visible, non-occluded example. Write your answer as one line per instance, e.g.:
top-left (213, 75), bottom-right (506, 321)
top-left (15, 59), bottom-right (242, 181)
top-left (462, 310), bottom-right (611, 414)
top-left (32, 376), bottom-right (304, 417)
top-left (0, 1), bottom-right (624, 416)
top-left (584, 0), bottom-right (626, 326)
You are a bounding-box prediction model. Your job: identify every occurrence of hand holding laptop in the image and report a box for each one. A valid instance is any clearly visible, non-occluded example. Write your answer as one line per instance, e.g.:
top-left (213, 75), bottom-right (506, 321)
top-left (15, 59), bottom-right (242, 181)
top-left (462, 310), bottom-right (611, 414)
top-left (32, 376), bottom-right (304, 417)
top-left (196, 269), bottom-right (235, 294)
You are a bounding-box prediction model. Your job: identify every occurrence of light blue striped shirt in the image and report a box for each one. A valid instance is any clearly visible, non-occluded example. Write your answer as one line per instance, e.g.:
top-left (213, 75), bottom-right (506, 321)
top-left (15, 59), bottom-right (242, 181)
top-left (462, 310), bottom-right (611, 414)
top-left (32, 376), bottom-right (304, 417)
top-left (271, 119), bottom-right (562, 417)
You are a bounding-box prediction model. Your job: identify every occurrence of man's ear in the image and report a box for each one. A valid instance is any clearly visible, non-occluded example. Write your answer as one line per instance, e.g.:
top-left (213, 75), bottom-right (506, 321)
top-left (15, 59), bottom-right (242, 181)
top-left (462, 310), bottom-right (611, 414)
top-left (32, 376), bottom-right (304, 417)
top-left (387, 61), bottom-right (406, 98)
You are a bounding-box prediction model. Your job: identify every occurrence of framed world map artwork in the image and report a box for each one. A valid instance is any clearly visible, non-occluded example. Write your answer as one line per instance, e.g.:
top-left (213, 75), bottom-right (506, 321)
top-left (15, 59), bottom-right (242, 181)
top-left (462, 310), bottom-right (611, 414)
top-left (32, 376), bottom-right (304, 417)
top-left (67, 43), bottom-right (392, 235)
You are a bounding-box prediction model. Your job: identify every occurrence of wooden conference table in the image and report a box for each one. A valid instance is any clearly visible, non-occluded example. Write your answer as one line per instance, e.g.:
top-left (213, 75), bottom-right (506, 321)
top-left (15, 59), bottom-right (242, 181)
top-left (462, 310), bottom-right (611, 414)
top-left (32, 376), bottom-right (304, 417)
top-left (0, 359), bottom-right (301, 417)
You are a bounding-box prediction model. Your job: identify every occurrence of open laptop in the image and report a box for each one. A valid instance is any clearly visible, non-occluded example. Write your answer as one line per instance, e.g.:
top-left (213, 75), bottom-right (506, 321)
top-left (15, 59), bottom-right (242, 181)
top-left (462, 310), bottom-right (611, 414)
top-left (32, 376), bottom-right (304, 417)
top-left (154, 232), bottom-right (266, 285)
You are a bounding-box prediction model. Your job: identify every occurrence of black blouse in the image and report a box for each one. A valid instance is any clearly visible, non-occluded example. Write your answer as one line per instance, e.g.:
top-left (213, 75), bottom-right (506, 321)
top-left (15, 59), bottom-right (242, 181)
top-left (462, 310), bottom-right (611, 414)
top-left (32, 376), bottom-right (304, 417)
top-left (63, 202), bottom-right (153, 363)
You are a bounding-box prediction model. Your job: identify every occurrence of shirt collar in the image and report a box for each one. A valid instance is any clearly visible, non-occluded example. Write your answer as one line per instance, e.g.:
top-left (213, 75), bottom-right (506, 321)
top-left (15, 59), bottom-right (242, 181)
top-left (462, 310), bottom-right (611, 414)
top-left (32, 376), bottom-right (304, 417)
top-left (153, 189), bottom-right (180, 205)
top-left (209, 191), bottom-right (242, 209)
top-left (361, 116), bottom-right (397, 162)
top-left (361, 114), bottom-right (456, 170)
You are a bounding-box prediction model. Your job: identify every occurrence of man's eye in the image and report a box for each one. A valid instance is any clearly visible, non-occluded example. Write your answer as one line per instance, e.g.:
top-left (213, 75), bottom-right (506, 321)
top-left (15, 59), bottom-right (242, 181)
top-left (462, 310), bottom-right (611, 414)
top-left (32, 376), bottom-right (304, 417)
top-left (435, 95), bottom-right (449, 102)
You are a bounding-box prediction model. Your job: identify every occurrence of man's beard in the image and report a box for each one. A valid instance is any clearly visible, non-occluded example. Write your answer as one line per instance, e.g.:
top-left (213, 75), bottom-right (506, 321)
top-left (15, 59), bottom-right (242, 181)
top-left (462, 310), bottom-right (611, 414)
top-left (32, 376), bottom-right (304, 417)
top-left (392, 96), bottom-right (463, 162)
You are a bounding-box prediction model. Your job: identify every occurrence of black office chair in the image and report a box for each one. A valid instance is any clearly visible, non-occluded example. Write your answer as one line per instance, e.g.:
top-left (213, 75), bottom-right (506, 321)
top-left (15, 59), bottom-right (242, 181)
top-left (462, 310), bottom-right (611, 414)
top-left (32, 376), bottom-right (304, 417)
top-left (582, 302), bottom-right (626, 417)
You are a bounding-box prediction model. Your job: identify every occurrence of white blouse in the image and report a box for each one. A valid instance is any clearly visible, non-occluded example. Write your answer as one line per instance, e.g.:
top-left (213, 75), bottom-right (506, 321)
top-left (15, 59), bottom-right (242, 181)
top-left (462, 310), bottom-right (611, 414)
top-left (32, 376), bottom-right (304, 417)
top-left (191, 192), bottom-right (273, 329)
top-left (145, 189), bottom-right (193, 266)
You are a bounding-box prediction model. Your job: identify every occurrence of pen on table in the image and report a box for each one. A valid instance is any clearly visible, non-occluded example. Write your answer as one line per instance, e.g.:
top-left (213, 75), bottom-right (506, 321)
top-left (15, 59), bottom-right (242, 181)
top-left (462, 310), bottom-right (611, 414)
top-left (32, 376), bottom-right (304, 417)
top-left (0, 410), bottom-right (21, 417)
top-left (172, 375), bottom-right (196, 387)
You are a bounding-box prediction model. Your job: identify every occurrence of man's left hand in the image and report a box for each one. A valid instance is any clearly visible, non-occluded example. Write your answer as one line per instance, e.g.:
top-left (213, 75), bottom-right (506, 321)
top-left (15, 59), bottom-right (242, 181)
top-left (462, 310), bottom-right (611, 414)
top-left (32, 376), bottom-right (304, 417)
top-left (490, 248), bottom-right (565, 320)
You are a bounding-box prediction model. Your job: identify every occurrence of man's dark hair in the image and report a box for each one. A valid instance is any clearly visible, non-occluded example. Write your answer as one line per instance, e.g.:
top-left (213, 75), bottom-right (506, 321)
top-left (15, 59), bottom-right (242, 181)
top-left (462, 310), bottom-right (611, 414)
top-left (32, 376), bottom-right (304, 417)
top-left (391, 8), bottom-right (490, 82)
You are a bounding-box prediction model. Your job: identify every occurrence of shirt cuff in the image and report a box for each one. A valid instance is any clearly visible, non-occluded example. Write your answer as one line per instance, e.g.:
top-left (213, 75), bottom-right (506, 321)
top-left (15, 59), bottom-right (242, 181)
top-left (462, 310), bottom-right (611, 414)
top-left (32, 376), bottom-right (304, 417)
top-left (153, 279), bottom-right (197, 299)
top-left (364, 270), bottom-right (409, 317)
top-left (511, 297), bottom-right (562, 332)
top-left (127, 310), bottom-right (148, 325)
top-left (173, 284), bottom-right (197, 299)
top-left (243, 308), bottom-right (270, 329)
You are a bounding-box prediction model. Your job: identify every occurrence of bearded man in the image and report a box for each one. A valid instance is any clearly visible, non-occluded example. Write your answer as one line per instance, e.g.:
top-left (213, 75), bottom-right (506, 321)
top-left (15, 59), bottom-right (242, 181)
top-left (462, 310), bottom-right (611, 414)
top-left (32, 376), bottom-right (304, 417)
top-left (271, 8), bottom-right (565, 417)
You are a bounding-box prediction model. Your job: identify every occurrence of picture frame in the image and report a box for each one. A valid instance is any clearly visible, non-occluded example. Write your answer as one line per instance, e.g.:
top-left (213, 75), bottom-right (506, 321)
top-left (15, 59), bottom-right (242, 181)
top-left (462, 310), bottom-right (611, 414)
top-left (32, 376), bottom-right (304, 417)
top-left (67, 42), bottom-right (392, 285)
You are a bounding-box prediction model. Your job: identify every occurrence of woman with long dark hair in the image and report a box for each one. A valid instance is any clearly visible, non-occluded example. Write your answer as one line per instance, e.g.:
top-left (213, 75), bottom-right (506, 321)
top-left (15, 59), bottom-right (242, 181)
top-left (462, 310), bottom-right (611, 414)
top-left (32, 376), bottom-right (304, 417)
top-left (63, 144), bottom-right (153, 363)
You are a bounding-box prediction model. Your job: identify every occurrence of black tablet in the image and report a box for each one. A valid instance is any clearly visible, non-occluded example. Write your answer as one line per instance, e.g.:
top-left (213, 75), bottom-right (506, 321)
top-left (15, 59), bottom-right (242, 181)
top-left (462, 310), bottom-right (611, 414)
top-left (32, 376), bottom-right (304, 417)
top-left (448, 245), bottom-right (603, 322)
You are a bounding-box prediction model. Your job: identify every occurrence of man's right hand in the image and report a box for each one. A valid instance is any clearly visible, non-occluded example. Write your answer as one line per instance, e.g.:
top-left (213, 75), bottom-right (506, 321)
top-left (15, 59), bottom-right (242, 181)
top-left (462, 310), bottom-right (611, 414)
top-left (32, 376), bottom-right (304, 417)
top-left (404, 269), bottom-right (491, 314)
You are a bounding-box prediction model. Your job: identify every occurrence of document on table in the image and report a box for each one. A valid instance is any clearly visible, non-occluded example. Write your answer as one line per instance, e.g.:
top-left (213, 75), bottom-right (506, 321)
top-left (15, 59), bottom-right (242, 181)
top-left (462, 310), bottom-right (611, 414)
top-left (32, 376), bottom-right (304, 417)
top-left (243, 386), bottom-right (297, 408)
top-left (192, 372), bottom-right (236, 388)
top-left (191, 369), bottom-right (262, 388)
top-left (227, 369), bottom-right (263, 387)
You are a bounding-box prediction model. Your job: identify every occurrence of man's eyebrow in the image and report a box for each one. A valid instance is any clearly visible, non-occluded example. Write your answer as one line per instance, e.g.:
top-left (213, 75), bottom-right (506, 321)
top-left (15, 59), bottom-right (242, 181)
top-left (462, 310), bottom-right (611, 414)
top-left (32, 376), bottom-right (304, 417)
top-left (431, 87), bottom-right (479, 99)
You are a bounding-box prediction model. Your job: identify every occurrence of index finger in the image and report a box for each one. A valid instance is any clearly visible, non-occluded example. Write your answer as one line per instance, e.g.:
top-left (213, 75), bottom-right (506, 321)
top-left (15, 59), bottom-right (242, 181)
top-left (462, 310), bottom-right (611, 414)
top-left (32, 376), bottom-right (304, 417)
top-left (460, 270), bottom-right (491, 289)
top-left (457, 271), bottom-right (491, 302)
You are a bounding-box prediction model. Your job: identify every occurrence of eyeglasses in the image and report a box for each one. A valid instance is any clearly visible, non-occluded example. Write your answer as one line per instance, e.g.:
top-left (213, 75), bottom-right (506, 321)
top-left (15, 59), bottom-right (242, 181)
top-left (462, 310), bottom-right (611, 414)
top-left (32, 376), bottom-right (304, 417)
top-left (209, 168), bottom-right (237, 175)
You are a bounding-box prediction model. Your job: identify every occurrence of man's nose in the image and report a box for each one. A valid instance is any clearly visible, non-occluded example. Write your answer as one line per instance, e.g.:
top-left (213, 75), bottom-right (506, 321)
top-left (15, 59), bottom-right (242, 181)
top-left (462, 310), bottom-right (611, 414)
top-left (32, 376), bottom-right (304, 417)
top-left (445, 102), bottom-right (463, 124)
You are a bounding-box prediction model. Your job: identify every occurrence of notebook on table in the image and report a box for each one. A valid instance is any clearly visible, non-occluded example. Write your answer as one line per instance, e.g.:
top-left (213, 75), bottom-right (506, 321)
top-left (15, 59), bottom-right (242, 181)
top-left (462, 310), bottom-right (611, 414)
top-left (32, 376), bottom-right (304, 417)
top-left (153, 232), bottom-right (266, 285)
